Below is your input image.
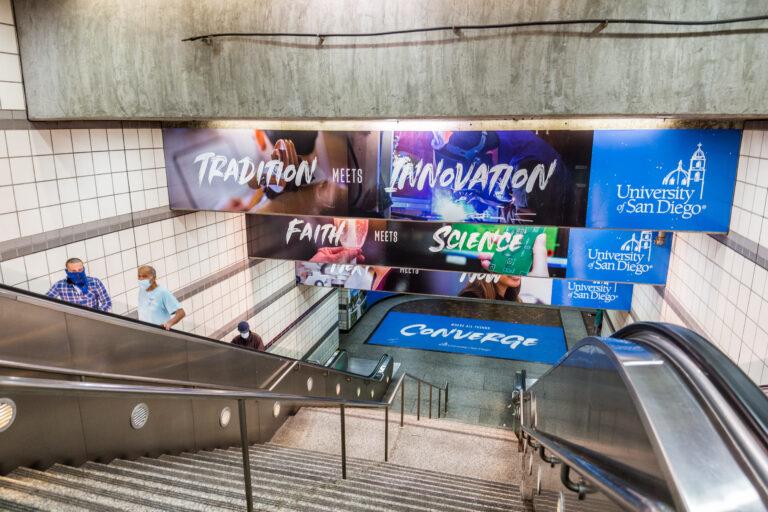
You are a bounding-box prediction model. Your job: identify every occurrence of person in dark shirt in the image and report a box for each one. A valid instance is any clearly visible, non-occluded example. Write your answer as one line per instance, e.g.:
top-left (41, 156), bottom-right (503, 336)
top-left (232, 321), bottom-right (265, 351)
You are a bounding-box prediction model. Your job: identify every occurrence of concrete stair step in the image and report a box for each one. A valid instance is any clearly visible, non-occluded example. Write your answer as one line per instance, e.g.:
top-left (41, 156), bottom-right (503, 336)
top-left (256, 443), bottom-right (516, 492)
top-left (80, 461), bottom-right (251, 507)
top-left (0, 493), bottom-right (50, 512)
top-left (114, 456), bottom-right (435, 512)
top-left (255, 443), bottom-right (518, 494)
top-left (45, 463), bottom-right (243, 511)
top-left (100, 460), bottom-right (297, 511)
top-left (206, 447), bottom-right (521, 508)
top-left (167, 451), bottom-right (493, 512)
top-left (8, 466), bottom-right (196, 511)
top-left (201, 449), bottom-right (516, 512)
top-left (0, 473), bottom-right (127, 511)
top-left (272, 408), bottom-right (519, 487)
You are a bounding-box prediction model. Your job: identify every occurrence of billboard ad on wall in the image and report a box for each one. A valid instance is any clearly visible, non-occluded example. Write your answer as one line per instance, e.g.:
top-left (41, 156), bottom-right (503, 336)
top-left (295, 261), bottom-right (634, 310)
top-left (246, 214), bottom-right (671, 285)
top-left (164, 128), bottom-right (740, 233)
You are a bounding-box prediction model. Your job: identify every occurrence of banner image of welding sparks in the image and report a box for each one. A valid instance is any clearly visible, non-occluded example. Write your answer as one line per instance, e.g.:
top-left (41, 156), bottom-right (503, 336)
top-left (246, 215), bottom-right (671, 284)
top-left (295, 262), bottom-right (633, 310)
top-left (385, 130), bottom-right (593, 226)
top-left (163, 128), bottom-right (381, 216)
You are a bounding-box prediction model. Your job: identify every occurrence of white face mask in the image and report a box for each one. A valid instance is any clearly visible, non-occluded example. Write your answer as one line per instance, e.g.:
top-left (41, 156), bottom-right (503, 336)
top-left (240, 332), bottom-right (249, 339)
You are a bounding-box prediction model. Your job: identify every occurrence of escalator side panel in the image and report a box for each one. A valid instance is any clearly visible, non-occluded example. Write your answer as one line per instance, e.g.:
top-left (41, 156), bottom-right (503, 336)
top-left (527, 344), bottom-right (669, 498)
top-left (186, 340), bottom-right (285, 390)
top-left (66, 314), bottom-right (190, 381)
top-left (0, 295), bottom-right (73, 368)
top-left (191, 399), bottom-right (242, 451)
top-left (0, 369), bottom-right (88, 474)
top-left (77, 389), bottom-right (197, 463)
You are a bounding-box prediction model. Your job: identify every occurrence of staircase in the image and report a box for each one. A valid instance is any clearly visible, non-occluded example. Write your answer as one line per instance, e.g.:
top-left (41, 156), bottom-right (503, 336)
top-left (0, 443), bottom-right (525, 511)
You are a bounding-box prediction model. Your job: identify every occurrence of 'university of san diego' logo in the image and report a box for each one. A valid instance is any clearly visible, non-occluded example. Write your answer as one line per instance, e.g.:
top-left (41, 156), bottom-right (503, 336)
top-left (587, 231), bottom-right (654, 276)
top-left (616, 143), bottom-right (707, 219)
top-left (567, 281), bottom-right (620, 304)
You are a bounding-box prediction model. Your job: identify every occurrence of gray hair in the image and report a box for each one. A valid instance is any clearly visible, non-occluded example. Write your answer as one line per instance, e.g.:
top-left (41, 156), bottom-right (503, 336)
top-left (138, 265), bottom-right (157, 278)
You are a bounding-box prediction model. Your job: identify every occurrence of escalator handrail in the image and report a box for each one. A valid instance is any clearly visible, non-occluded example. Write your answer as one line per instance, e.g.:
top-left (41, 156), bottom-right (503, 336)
top-left (520, 427), bottom-right (672, 512)
top-left (612, 322), bottom-right (768, 503)
top-left (0, 369), bottom-right (447, 411)
top-left (0, 357), bottom-right (276, 392)
top-left (0, 374), bottom-right (388, 407)
top-left (613, 322), bottom-right (768, 449)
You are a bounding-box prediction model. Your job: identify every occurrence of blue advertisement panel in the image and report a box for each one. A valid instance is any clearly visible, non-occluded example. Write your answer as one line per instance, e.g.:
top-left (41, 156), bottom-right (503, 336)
top-left (565, 229), bottom-right (672, 285)
top-left (366, 311), bottom-right (567, 363)
top-left (586, 129), bottom-right (741, 232)
top-left (551, 280), bottom-right (633, 310)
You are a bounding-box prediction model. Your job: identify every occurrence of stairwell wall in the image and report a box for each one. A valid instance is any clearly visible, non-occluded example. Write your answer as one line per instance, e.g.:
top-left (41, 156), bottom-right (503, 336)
top-left (0, 0), bottom-right (337, 356)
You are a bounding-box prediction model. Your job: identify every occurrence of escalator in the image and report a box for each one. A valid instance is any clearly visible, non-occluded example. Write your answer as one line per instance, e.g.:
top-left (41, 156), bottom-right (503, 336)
top-left (517, 322), bottom-right (768, 511)
top-left (0, 283), bottom-right (394, 474)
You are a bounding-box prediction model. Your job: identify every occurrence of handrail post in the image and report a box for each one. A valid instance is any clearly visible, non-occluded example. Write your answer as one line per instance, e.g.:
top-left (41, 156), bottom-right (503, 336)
top-left (384, 407), bottom-right (389, 461)
top-left (437, 389), bottom-right (441, 419)
top-left (417, 380), bottom-right (421, 421)
top-left (238, 399), bottom-right (254, 512)
top-left (340, 404), bottom-right (347, 479)
top-left (400, 380), bottom-right (404, 427)
top-left (429, 386), bottom-right (433, 419)
top-left (445, 382), bottom-right (449, 413)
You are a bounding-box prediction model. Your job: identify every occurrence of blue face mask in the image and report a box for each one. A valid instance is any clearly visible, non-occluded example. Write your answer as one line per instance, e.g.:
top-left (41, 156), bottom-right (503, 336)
top-left (240, 332), bottom-right (249, 339)
top-left (66, 269), bottom-right (89, 293)
top-left (138, 279), bottom-right (151, 291)
top-left (66, 270), bottom-right (87, 285)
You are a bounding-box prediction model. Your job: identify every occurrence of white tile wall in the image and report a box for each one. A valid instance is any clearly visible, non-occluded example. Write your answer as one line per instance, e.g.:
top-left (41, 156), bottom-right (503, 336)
top-left (0, 125), bottom-right (167, 238)
top-left (617, 127), bottom-right (768, 385)
top-left (260, 287), bottom-right (340, 360)
top-left (0, 1), bottom-right (23, 111)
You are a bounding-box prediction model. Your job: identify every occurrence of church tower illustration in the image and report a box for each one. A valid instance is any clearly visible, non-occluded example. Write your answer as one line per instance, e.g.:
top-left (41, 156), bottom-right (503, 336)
top-left (620, 231), bottom-right (653, 260)
top-left (662, 143), bottom-right (706, 200)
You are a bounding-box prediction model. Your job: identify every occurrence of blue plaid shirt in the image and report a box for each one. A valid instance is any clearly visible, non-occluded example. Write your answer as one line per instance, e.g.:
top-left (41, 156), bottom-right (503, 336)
top-left (46, 276), bottom-right (112, 312)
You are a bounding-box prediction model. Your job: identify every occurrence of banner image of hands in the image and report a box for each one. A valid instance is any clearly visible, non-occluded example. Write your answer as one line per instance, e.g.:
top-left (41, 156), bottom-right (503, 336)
top-left (163, 128), bottom-right (381, 217)
top-left (246, 214), bottom-right (671, 285)
top-left (295, 262), bottom-right (634, 311)
top-left (165, 127), bottom-right (740, 233)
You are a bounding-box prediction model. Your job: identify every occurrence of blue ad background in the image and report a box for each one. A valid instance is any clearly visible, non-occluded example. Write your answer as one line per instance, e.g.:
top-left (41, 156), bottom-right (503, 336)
top-left (586, 129), bottom-right (741, 232)
top-left (552, 280), bottom-right (634, 310)
top-left (565, 229), bottom-right (672, 284)
top-left (367, 311), bottom-right (567, 363)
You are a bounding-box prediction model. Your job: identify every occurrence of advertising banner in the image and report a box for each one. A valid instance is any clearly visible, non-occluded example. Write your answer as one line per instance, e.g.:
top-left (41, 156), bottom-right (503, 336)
top-left (366, 311), bottom-right (567, 363)
top-left (565, 229), bottom-right (672, 284)
top-left (247, 214), bottom-right (669, 284)
top-left (296, 262), bottom-right (634, 310)
top-left (166, 127), bottom-right (740, 233)
top-left (585, 129), bottom-right (741, 232)
top-left (163, 128), bottom-right (381, 216)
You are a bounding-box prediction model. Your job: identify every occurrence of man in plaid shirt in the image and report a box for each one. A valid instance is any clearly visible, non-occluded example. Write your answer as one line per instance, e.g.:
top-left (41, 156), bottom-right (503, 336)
top-left (46, 257), bottom-right (112, 312)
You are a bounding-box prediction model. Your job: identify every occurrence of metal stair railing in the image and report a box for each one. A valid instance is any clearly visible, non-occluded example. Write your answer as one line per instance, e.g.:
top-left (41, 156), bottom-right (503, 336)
top-left (0, 367), bottom-right (448, 512)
